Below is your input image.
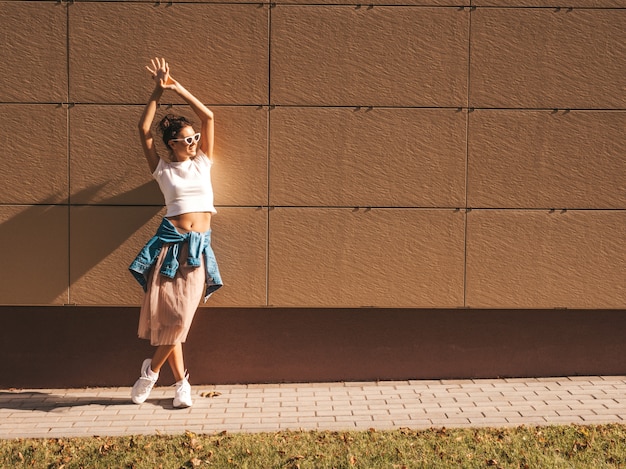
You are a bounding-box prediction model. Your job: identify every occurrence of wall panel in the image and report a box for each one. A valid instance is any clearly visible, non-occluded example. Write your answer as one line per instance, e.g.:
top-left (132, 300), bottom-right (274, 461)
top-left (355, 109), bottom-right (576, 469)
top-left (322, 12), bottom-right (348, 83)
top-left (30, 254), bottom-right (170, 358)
top-left (271, 6), bottom-right (469, 106)
top-left (70, 105), bottom-right (162, 205)
top-left (283, 0), bottom-right (469, 5)
top-left (69, 207), bottom-right (266, 306)
top-left (202, 208), bottom-right (268, 307)
top-left (270, 107), bottom-right (466, 207)
top-left (466, 210), bottom-right (626, 309)
top-left (468, 110), bottom-right (626, 209)
top-left (69, 105), bottom-right (267, 206)
top-left (0, 206), bottom-right (69, 305)
top-left (268, 208), bottom-right (465, 307)
top-left (69, 3), bottom-right (268, 105)
top-left (212, 107), bottom-right (268, 207)
top-left (0, 3), bottom-right (67, 103)
top-left (470, 8), bottom-right (626, 109)
top-left (69, 207), bottom-right (164, 305)
top-left (0, 105), bottom-right (68, 204)
top-left (70, 0), bottom-right (470, 3)
top-left (474, 0), bottom-right (625, 6)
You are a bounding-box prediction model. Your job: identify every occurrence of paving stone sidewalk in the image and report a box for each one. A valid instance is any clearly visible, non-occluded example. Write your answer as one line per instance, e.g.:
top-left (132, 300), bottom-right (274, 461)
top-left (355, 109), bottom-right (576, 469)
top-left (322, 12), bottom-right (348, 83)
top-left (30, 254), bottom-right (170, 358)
top-left (1, 376), bottom-right (624, 439)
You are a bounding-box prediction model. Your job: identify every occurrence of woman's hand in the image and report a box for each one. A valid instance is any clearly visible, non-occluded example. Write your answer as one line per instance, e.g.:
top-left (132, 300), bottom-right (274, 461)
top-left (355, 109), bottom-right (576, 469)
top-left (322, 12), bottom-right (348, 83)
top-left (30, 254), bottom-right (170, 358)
top-left (146, 58), bottom-right (214, 157)
top-left (146, 57), bottom-right (177, 90)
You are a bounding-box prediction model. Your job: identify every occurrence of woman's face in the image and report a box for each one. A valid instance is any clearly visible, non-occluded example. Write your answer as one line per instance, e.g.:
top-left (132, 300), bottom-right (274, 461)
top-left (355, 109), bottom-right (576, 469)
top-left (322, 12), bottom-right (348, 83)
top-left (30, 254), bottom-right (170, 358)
top-left (169, 125), bottom-right (199, 161)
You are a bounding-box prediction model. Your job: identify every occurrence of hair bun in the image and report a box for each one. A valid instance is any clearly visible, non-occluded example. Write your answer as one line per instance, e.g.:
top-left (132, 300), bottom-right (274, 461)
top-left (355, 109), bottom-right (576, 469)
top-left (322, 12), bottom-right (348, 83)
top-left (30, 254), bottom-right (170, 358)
top-left (158, 114), bottom-right (175, 132)
top-left (157, 113), bottom-right (194, 149)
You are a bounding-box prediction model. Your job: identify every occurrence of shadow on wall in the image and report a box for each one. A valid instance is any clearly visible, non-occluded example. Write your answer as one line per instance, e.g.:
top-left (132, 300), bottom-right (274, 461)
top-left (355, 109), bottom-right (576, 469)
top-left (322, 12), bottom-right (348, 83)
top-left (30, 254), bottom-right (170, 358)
top-left (0, 182), bottom-right (162, 305)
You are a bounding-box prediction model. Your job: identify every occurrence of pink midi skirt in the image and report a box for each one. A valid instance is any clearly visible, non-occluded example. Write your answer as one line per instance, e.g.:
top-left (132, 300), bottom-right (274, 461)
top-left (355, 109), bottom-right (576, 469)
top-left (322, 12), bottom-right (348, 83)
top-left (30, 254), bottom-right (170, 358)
top-left (138, 243), bottom-right (206, 346)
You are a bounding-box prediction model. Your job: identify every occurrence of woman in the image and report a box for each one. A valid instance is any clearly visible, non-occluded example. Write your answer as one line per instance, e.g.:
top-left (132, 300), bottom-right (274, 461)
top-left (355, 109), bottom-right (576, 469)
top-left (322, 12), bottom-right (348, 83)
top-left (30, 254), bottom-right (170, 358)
top-left (129, 58), bottom-right (222, 408)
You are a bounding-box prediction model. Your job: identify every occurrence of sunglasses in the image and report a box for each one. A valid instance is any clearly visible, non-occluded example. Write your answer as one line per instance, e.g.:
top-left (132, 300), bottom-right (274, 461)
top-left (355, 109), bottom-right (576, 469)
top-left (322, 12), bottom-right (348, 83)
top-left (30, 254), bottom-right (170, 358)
top-left (170, 133), bottom-right (201, 145)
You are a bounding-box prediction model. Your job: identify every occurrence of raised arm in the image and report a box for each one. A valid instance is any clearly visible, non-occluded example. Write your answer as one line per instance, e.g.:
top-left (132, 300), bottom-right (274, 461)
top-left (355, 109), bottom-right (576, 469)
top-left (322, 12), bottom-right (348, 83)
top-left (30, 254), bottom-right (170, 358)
top-left (141, 58), bottom-right (215, 165)
top-left (138, 85), bottom-right (163, 173)
top-left (173, 82), bottom-right (214, 160)
top-left (138, 58), bottom-right (172, 173)
top-left (150, 59), bottom-right (214, 159)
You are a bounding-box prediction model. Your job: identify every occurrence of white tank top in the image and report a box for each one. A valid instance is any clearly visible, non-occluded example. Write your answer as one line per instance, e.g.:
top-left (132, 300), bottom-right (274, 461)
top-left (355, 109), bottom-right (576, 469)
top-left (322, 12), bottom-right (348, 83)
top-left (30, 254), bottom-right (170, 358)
top-left (153, 150), bottom-right (217, 217)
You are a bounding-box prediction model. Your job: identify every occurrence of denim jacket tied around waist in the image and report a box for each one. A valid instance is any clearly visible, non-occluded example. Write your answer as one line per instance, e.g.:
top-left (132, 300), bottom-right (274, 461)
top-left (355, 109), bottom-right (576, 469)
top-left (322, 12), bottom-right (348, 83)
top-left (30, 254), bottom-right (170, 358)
top-left (129, 218), bottom-right (223, 301)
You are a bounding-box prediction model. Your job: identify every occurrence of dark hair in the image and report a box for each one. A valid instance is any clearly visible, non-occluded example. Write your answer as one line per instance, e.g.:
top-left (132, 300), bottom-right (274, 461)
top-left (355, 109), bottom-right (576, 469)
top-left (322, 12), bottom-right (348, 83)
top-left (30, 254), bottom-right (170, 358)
top-left (158, 114), bottom-right (194, 149)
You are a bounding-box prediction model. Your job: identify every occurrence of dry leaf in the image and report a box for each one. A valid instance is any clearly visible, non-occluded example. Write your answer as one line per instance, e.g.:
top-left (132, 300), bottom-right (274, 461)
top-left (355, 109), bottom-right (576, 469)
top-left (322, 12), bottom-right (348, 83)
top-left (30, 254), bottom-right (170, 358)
top-left (189, 457), bottom-right (202, 467)
top-left (201, 391), bottom-right (222, 398)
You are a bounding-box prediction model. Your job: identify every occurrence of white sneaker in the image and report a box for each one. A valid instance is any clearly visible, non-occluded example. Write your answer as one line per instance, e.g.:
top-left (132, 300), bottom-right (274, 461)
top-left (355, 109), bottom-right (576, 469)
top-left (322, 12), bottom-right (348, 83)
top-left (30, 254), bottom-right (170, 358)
top-left (173, 375), bottom-right (193, 408)
top-left (131, 359), bottom-right (158, 404)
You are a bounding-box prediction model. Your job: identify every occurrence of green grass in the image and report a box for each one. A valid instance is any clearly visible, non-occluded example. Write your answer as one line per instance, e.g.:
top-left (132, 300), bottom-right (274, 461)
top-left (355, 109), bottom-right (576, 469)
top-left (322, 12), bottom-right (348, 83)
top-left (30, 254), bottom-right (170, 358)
top-left (2, 424), bottom-right (625, 468)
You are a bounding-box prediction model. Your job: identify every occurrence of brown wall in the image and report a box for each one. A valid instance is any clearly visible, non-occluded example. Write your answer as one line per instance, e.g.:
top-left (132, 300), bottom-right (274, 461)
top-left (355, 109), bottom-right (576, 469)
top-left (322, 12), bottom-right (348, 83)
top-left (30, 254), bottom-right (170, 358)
top-left (2, 306), bottom-right (626, 388)
top-left (0, 2), bottom-right (624, 384)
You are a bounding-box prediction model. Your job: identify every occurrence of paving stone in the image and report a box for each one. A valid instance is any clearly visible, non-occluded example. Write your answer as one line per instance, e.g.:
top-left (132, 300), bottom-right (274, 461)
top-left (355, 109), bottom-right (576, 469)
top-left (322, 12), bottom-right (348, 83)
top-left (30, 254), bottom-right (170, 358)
top-left (582, 415), bottom-right (624, 423)
top-left (1, 377), bottom-right (625, 438)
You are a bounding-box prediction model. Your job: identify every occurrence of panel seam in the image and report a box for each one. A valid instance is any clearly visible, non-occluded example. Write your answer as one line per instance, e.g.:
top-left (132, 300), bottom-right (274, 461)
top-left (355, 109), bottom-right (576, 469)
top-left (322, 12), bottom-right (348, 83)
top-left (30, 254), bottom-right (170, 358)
top-left (266, 3), bottom-right (272, 307)
top-left (463, 5), bottom-right (473, 309)
top-left (66, 1), bottom-right (71, 306)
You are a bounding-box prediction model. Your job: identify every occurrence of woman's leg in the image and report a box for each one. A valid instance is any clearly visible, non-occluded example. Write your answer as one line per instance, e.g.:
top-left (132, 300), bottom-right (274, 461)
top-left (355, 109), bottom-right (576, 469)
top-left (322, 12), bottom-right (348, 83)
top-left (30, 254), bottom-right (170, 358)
top-left (131, 345), bottom-right (174, 405)
top-left (150, 344), bottom-right (176, 373)
top-left (168, 343), bottom-right (192, 407)
top-left (148, 343), bottom-right (186, 381)
top-left (167, 343), bottom-right (186, 382)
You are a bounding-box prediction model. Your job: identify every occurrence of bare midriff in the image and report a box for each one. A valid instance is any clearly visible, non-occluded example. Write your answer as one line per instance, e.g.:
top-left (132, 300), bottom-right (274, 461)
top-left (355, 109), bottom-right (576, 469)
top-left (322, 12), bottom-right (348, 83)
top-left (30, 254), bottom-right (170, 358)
top-left (166, 212), bottom-right (212, 233)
